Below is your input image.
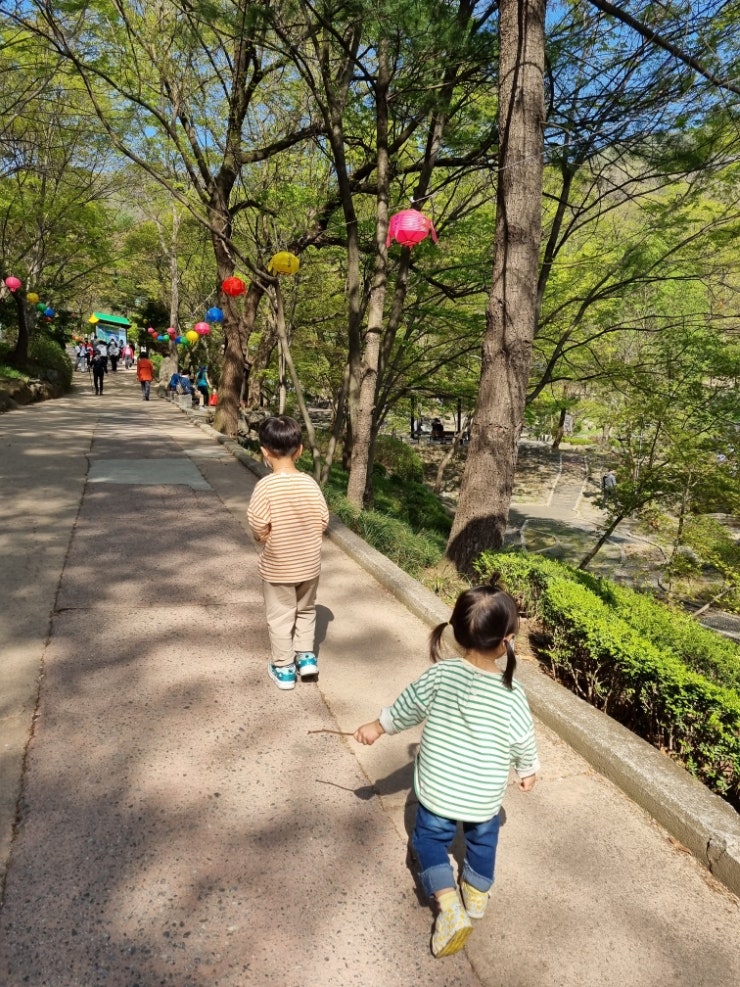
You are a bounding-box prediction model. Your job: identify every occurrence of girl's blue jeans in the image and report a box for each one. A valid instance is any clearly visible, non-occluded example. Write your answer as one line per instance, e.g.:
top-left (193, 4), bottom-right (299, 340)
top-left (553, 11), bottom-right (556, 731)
top-left (412, 802), bottom-right (501, 898)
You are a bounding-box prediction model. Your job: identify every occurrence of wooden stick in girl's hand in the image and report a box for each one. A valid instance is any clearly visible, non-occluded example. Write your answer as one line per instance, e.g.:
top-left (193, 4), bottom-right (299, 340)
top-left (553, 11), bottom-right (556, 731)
top-left (307, 728), bottom-right (355, 736)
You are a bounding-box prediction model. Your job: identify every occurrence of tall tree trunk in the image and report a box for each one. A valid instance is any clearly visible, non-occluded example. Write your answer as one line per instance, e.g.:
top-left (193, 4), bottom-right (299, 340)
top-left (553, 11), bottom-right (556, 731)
top-left (245, 321), bottom-right (278, 409)
top-left (9, 292), bottom-right (30, 365)
top-left (551, 407), bottom-right (567, 450)
top-left (346, 37), bottom-right (391, 508)
top-left (320, 363), bottom-right (350, 485)
top-left (578, 512), bottom-right (625, 570)
top-left (272, 283), bottom-right (322, 481)
top-left (434, 416), bottom-right (470, 494)
top-left (446, 0), bottom-right (546, 576)
top-left (168, 208), bottom-right (181, 360)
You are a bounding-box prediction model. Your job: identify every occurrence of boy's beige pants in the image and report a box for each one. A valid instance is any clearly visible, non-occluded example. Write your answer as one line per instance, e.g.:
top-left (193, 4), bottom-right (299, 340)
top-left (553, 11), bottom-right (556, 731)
top-left (262, 576), bottom-right (320, 666)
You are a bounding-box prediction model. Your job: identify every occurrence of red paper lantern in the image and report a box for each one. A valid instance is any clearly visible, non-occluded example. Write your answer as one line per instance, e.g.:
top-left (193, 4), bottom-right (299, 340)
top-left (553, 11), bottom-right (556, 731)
top-left (4, 276), bottom-right (22, 292)
top-left (386, 209), bottom-right (438, 248)
top-left (221, 276), bottom-right (246, 297)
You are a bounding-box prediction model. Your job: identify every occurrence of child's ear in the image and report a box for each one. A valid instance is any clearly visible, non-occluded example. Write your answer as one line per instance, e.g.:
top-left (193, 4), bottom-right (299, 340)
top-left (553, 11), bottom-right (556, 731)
top-left (260, 446), bottom-right (271, 459)
top-left (293, 443), bottom-right (303, 459)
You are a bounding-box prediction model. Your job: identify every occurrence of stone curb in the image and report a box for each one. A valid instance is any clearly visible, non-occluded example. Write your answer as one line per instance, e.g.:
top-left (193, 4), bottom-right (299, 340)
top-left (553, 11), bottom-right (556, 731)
top-left (199, 424), bottom-right (740, 898)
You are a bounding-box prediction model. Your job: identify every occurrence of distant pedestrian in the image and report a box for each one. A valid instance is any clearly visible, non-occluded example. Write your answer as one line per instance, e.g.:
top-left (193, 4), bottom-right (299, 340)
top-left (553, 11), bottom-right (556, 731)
top-left (136, 350), bottom-right (154, 401)
top-left (195, 365), bottom-right (211, 407)
top-left (74, 342), bottom-right (87, 371)
top-left (108, 338), bottom-right (120, 372)
top-left (247, 415), bottom-right (329, 691)
top-left (601, 469), bottom-right (617, 505)
top-left (91, 350), bottom-right (107, 395)
top-left (354, 584), bottom-right (539, 958)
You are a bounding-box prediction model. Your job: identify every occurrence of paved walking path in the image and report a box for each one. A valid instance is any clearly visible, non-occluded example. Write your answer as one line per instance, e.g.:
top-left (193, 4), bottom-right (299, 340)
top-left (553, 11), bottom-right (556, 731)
top-left (1, 371), bottom-right (739, 986)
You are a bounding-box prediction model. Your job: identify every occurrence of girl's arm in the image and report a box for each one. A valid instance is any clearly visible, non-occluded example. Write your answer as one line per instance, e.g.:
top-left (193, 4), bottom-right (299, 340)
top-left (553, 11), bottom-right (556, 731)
top-left (355, 666), bottom-right (438, 745)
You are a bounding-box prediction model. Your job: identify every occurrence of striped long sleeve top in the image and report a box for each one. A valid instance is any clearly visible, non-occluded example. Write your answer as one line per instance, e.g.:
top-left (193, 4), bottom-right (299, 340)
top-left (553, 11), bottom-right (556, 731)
top-left (379, 657), bottom-right (540, 822)
top-left (247, 472), bottom-right (329, 583)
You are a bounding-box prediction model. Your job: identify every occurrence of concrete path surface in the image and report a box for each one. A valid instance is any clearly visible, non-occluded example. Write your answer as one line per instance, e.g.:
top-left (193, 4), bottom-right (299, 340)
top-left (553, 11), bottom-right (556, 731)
top-left (1, 370), bottom-right (739, 987)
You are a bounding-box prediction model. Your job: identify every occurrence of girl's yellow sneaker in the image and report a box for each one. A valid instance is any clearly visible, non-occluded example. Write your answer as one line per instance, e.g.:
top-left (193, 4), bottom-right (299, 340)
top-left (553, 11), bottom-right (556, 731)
top-left (460, 880), bottom-right (489, 919)
top-left (431, 893), bottom-right (473, 957)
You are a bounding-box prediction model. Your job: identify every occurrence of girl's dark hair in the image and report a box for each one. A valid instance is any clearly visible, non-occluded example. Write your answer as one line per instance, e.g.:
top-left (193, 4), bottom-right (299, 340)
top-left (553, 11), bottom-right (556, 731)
top-left (429, 584), bottom-right (520, 688)
top-left (258, 415), bottom-right (302, 456)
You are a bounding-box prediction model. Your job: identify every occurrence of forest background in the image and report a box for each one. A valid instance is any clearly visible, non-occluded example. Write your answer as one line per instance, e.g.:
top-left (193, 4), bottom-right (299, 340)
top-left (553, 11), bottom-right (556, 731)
top-left (1, 0), bottom-right (739, 598)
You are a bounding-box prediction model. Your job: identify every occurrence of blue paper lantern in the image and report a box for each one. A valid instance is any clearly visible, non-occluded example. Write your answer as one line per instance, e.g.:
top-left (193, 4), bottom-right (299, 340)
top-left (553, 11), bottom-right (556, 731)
top-left (206, 306), bottom-right (224, 322)
top-left (44, 306), bottom-right (55, 317)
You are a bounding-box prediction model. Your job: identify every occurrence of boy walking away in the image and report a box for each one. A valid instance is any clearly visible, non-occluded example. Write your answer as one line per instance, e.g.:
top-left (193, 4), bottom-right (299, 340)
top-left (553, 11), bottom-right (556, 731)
top-left (247, 416), bottom-right (329, 691)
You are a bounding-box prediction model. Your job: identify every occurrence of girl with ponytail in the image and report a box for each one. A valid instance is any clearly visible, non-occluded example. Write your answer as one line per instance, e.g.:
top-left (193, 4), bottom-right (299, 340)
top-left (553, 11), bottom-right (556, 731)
top-left (354, 584), bottom-right (539, 959)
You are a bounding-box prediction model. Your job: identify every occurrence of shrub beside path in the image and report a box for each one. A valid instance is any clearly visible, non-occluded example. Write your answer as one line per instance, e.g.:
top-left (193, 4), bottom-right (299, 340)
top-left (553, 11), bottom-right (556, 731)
top-left (0, 373), bottom-right (738, 986)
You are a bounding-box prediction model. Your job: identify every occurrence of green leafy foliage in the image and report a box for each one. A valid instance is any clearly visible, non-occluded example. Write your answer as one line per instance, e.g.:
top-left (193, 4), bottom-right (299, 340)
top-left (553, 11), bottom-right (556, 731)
top-left (476, 551), bottom-right (740, 808)
top-left (373, 435), bottom-right (424, 483)
top-left (27, 337), bottom-right (72, 388)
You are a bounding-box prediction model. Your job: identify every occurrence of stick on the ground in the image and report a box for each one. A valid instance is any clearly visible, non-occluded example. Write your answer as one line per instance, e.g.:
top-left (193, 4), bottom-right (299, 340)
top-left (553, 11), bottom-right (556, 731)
top-left (308, 728), bottom-right (354, 736)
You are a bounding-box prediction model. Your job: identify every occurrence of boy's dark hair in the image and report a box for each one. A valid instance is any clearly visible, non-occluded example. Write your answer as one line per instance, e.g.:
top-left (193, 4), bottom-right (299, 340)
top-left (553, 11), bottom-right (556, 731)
top-left (429, 584), bottom-right (520, 688)
top-left (259, 415), bottom-right (302, 456)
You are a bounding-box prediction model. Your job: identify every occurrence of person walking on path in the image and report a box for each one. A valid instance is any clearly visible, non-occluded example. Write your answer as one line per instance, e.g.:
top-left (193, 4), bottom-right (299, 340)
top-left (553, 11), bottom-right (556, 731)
top-left (601, 468), bottom-right (617, 506)
top-left (136, 349), bottom-right (155, 401)
top-left (354, 584), bottom-right (539, 959)
top-left (74, 341), bottom-right (87, 371)
top-left (108, 338), bottom-right (120, 372)
top-left (195, 365), bottom-right (211, 407)
top-left (91, 348), bottom-right (107, 395)
top-left (247, 415), bottom-right (329, 691)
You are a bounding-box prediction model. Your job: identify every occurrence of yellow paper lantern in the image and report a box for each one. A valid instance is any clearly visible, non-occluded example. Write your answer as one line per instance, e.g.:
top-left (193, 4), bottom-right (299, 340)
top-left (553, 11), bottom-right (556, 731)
top-left (269, 251), bottom-right (300, 275)
top-left (26, 292), bottom-right (40, 304)
top-left (88, 314), bottom-right (99, 324)
top-left (185, 330), bottom-right (199, 343)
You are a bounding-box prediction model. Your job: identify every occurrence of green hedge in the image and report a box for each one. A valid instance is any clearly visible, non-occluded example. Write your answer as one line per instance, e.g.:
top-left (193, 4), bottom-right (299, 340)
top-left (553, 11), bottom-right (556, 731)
top-left (476, 551), bottom-right (740, 809)
top-left (577, 578), bottom-right (740, 692)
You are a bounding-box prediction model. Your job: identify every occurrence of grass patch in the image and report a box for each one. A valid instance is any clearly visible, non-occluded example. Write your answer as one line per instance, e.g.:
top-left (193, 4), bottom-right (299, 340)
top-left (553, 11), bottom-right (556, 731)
top-left (318, 458), bottom-right (451, 577)
top-left (0, 363), bottom-right (29, 381)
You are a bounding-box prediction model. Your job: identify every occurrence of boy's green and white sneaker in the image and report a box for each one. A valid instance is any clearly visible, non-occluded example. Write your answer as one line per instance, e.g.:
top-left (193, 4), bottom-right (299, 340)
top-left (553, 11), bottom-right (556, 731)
top-left (460, 880), bottom-right (489, 919)
top-left (431, 892), bottom-right (473, 958)
top-left (295, 652), bottom-right (318, 678)
top-left (268, 662), bottom-right (297, 690)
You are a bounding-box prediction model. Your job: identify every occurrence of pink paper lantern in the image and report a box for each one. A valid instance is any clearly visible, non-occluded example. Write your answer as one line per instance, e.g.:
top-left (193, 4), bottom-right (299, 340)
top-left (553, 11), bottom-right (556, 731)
top-left (386, 210), bottom-right (438, 248)
top-left (4, 276), bottom-right (22, 292)
top-left (147, 327), bottom-right (157, 335)
top-left (166, 327), bottom-right (176, 336)
top-left (194, 321), bottom-right (210, 335)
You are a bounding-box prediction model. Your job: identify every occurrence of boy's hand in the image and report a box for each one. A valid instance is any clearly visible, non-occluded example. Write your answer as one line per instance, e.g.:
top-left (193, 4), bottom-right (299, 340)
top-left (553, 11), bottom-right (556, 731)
top-left (518, 773), bottom-right (537, 792)
top-left (354, 719), bottom-right (385, 746)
